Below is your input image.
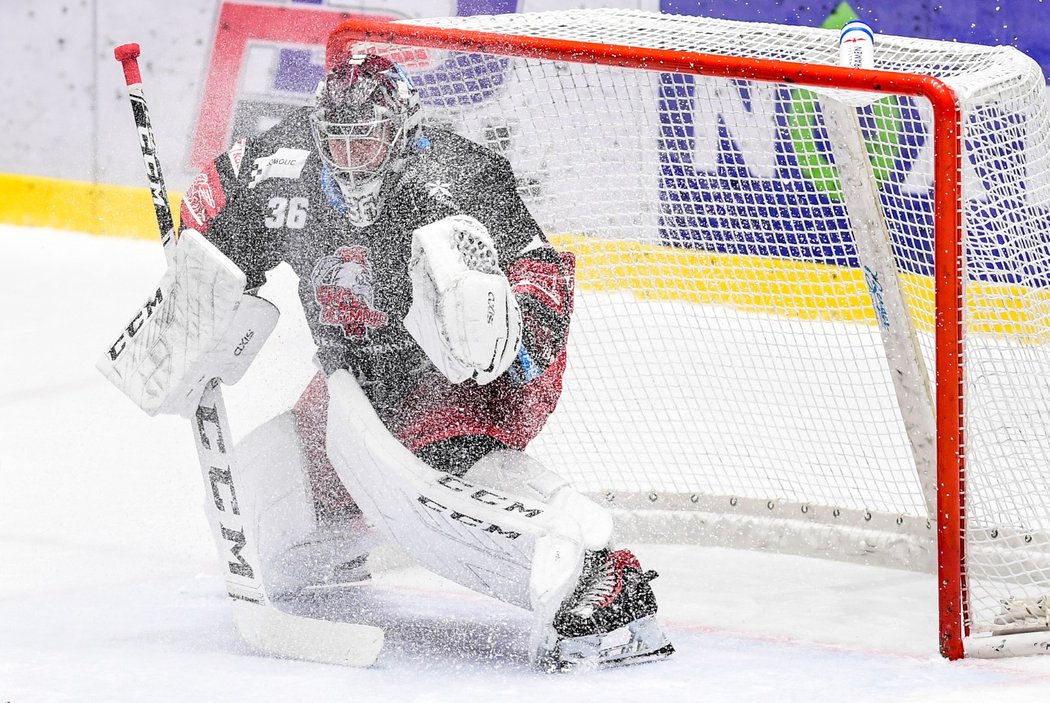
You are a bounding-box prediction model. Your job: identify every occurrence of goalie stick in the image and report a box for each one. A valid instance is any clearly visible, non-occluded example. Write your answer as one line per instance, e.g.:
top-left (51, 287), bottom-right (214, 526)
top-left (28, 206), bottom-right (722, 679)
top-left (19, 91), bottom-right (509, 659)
top-left (113, 43), bottom-right (383, 667)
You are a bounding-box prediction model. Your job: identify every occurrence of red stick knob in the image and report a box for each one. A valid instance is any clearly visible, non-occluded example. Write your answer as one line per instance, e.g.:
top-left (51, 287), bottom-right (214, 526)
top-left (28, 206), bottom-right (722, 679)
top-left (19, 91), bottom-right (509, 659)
top-left (114, 43), bottom-right (142, 85)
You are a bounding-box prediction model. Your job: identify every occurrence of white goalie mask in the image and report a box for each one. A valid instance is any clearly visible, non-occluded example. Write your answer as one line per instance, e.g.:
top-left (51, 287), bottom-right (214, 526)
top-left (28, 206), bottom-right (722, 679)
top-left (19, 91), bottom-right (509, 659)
top-left (309, 54), bottom-right (423, 226)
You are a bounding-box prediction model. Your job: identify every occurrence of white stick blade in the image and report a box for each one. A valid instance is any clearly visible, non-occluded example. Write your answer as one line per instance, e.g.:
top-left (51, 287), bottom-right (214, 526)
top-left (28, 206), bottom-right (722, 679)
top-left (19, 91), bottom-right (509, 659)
top-left (232, 601), bottom-right (384, 667)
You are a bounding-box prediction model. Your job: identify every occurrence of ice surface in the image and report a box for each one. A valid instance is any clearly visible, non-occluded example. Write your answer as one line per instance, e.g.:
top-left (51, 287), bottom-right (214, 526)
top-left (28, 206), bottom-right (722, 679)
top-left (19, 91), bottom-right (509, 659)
top-left (3, 225), bottom-right (1050, 701)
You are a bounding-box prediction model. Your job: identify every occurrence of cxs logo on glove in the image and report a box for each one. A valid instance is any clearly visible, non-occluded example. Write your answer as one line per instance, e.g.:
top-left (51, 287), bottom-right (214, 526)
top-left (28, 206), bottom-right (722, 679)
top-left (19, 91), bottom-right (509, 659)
top-left (311, 245), bottom-right (389, 338)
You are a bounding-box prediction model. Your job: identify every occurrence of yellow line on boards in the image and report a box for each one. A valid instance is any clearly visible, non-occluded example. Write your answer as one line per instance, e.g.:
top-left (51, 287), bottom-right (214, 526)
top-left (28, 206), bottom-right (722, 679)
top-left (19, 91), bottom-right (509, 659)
top-left (551, 232), bottom-right (881, 321)
top-left (550, 234), bottom-right (1050, 342)
top-left (0, 172), bottom-right (180, 239)
top-left (2, 174), bottom-right (1045, 342)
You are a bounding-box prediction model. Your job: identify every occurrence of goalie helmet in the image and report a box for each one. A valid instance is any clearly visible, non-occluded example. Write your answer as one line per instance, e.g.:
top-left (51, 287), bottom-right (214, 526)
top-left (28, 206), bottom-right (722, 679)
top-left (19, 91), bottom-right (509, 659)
top-left (309, 54), bottom-right (423, 226)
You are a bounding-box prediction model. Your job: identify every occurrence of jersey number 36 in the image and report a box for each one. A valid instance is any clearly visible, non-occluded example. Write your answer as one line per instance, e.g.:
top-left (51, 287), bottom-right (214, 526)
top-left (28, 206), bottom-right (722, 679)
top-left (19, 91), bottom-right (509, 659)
top-left (265, 196), bottom-right (309, 229)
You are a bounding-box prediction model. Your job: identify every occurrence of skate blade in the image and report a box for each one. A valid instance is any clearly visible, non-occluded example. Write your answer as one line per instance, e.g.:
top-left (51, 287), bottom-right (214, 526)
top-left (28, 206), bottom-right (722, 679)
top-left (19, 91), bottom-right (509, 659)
top-left (543, 615), bottom-right (674, 672)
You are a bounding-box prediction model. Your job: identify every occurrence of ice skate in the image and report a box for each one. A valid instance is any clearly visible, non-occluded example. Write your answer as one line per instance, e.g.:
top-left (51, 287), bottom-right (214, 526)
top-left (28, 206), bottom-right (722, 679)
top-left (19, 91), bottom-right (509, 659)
top-left (534, 549), bottom-right (674, 671)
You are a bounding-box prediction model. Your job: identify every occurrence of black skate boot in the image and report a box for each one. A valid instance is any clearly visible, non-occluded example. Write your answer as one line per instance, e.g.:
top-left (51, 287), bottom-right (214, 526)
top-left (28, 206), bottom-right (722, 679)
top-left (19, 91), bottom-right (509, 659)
top-left (535, 548), bottom-right (674, 671)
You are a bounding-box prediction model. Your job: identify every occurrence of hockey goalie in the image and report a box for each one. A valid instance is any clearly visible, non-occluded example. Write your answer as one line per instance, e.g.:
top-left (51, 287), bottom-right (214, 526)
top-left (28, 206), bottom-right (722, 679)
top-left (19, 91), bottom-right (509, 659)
top-left (98, 52), bottom-right (674, 671)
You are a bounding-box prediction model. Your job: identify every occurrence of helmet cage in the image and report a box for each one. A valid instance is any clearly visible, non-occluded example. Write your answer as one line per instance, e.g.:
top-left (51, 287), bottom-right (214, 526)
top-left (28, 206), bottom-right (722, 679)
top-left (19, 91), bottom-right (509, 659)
top-left (309, 54), bottom-right (421, 193)
top-left (310, 110), bottom-right (404, 190)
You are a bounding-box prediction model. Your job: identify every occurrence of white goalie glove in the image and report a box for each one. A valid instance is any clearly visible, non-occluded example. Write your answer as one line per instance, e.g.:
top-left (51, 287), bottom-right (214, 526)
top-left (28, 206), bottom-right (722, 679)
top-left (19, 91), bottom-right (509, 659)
top-left (96, 229), bottom-right (279, 417)
top-left (404, 215), bottom-right (523, 385)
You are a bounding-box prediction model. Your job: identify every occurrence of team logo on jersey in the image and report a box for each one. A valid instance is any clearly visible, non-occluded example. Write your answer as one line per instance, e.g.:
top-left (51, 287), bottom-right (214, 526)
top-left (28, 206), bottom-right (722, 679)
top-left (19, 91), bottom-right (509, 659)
top-left (311, 246), bottom-right (389, 338)
top-left (247, 147), bottom-right (311, 189)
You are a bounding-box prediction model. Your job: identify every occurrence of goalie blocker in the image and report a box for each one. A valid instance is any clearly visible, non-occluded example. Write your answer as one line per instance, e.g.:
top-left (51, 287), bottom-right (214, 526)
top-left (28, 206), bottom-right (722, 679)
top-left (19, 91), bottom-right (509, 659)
top-left (96, 228), bottom-right (278, 417)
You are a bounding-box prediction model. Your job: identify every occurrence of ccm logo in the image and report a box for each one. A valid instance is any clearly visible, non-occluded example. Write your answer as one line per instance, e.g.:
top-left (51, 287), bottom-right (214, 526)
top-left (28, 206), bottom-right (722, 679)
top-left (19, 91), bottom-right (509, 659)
top-left (417, 495), bottom-right (525, 540)
top-left (486, 291), bottom-right (496, 323)
top-left (436, 474), bottom-right (543, 517)
top-left (106, 287), bottom-right (164, 361)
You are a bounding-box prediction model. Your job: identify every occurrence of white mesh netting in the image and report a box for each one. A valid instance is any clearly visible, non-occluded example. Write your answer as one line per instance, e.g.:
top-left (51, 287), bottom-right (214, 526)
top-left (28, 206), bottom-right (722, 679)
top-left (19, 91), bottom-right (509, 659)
top-left (343, 8), bottom-right (1050, 640)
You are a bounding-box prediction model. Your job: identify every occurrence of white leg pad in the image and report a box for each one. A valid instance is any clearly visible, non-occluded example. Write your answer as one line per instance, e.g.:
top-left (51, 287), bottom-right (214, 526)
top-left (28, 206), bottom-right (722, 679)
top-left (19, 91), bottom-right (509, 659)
top-left (467, 449), bottom-right (613, 554)
top-left (324, 369), bottom-right (611, 615)
top-left (234, 411), bottom-right (378, 596)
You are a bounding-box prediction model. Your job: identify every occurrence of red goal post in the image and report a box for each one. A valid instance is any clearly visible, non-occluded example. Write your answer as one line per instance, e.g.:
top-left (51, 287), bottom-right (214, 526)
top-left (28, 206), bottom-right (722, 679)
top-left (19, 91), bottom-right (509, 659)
top-left (327, 12), bottom-right (975, 660)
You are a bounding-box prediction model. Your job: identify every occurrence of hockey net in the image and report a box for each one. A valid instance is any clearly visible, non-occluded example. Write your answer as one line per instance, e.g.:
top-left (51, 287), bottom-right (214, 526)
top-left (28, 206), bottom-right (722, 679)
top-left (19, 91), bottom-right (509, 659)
top-left (326, 9), bottom-right (1050, 658)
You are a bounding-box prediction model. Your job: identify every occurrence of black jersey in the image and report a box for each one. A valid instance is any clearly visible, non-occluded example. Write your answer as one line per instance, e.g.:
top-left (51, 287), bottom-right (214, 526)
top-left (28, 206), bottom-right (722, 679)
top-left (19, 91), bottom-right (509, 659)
top-left (180, 109), bottom-right (574, 440)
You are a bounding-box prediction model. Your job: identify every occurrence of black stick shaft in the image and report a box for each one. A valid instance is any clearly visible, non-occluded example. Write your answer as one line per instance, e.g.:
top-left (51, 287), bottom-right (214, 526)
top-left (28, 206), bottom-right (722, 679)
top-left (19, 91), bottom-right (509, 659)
top-left (114, 43), bottom-right (176, 263)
